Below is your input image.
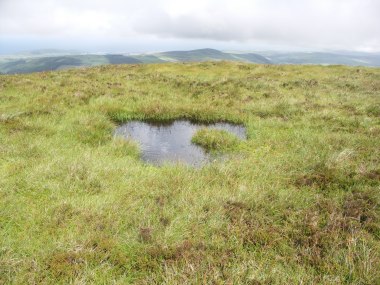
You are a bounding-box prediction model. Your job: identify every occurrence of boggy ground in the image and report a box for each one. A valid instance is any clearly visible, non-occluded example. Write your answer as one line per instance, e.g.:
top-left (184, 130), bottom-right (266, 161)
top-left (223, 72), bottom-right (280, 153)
top-left (0, 62), bottom-right (379, 284)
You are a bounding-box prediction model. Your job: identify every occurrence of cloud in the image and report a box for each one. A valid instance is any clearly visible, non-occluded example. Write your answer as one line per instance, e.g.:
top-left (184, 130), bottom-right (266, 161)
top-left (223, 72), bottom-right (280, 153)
top-left (0, 0), bottom-right (379, 52)
top-left (133, 0), bottom-right (380, 50)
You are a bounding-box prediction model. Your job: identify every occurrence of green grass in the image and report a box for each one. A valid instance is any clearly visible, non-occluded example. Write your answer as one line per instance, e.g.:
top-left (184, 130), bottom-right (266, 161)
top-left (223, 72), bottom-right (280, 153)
top-left (191, 128), bottom-right (241, 152)
top-left (0, 62), bottom-right (379, 284)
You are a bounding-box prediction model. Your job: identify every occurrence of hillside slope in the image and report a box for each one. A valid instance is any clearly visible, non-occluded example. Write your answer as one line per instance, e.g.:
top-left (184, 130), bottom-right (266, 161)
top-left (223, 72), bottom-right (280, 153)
top-left (0, 62), bottom-right (379, 283)
top-left (0, 54), bottom-right (142, 74)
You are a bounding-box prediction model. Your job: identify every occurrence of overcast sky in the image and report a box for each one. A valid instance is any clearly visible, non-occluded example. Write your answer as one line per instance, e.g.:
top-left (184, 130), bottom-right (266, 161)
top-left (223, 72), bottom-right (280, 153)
top-left (0, 0), bottom-right (379, 54)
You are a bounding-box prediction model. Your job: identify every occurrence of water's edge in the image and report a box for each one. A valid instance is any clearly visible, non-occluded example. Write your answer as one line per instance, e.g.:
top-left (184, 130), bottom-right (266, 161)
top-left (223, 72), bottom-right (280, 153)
top-left (114, 120), bottom-right (246, 167)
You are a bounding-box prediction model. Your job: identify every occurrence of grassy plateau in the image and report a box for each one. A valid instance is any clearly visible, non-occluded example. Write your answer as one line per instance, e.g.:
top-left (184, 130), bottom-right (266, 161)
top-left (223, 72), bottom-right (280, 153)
top-left (0, 62), bottom-right (379, 284)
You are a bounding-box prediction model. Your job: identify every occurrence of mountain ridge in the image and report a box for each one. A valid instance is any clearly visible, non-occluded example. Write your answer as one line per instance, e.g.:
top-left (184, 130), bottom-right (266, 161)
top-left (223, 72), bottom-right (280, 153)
top-left (1, 48), bottom-right (379, 74)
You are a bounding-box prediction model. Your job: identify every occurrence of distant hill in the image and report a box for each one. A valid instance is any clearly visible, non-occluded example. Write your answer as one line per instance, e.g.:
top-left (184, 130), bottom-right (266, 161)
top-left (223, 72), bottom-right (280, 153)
top-left (1, 48), bottom-right (379, 74)
top-left (0, 57), bottom-right (83, 74)
top-left (103, 54), bottom-right (141, 64)
top-left (132, 54), bottom-right (166, 63)
top-left (0, 55), bottom-right (141, 74)
top-left (263, 51), bottom-right (380, 66)
top-left (156, 48), bottom-right (272, 64)
top-left (229, 53), bottom-right (271, 64)
top-left (156, 48), bottom-right (238, 62)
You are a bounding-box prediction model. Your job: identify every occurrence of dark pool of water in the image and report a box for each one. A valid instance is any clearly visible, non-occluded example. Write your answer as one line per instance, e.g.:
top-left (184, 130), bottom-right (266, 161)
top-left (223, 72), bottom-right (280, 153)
top-left (114, 120), bottom-right (246, 167)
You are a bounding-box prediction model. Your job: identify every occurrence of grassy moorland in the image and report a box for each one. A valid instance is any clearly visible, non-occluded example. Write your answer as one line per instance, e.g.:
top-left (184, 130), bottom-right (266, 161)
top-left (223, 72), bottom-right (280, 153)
top-left (0, 62), bottom-right (379, 284)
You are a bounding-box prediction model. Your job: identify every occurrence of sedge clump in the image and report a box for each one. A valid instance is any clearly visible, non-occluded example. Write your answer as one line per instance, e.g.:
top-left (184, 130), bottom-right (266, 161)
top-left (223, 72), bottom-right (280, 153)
top-left (191, 128), bottom-right (240, 152)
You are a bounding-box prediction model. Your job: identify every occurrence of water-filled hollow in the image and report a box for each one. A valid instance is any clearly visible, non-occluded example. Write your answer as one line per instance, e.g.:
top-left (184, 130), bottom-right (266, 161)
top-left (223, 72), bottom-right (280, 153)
top-left (114, 120), bottom-right (247, 167)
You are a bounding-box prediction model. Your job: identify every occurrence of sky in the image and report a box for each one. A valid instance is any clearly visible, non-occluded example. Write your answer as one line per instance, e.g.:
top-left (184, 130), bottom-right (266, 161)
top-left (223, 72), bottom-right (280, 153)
top-left (0, 0), bottom-right (379, 54)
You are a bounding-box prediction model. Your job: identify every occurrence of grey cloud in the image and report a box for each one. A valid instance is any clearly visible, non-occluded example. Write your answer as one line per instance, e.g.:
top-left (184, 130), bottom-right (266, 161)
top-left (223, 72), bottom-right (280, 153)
top-left (0, 0), bottom-right (379, 52)
top-left (133, 0), bottom-right (380, 50)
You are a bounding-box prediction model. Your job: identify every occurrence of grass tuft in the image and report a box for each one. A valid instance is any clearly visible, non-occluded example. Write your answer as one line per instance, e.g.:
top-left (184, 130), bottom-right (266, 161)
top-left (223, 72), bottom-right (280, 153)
top-left (191, 128), bottom-right (241, 152)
